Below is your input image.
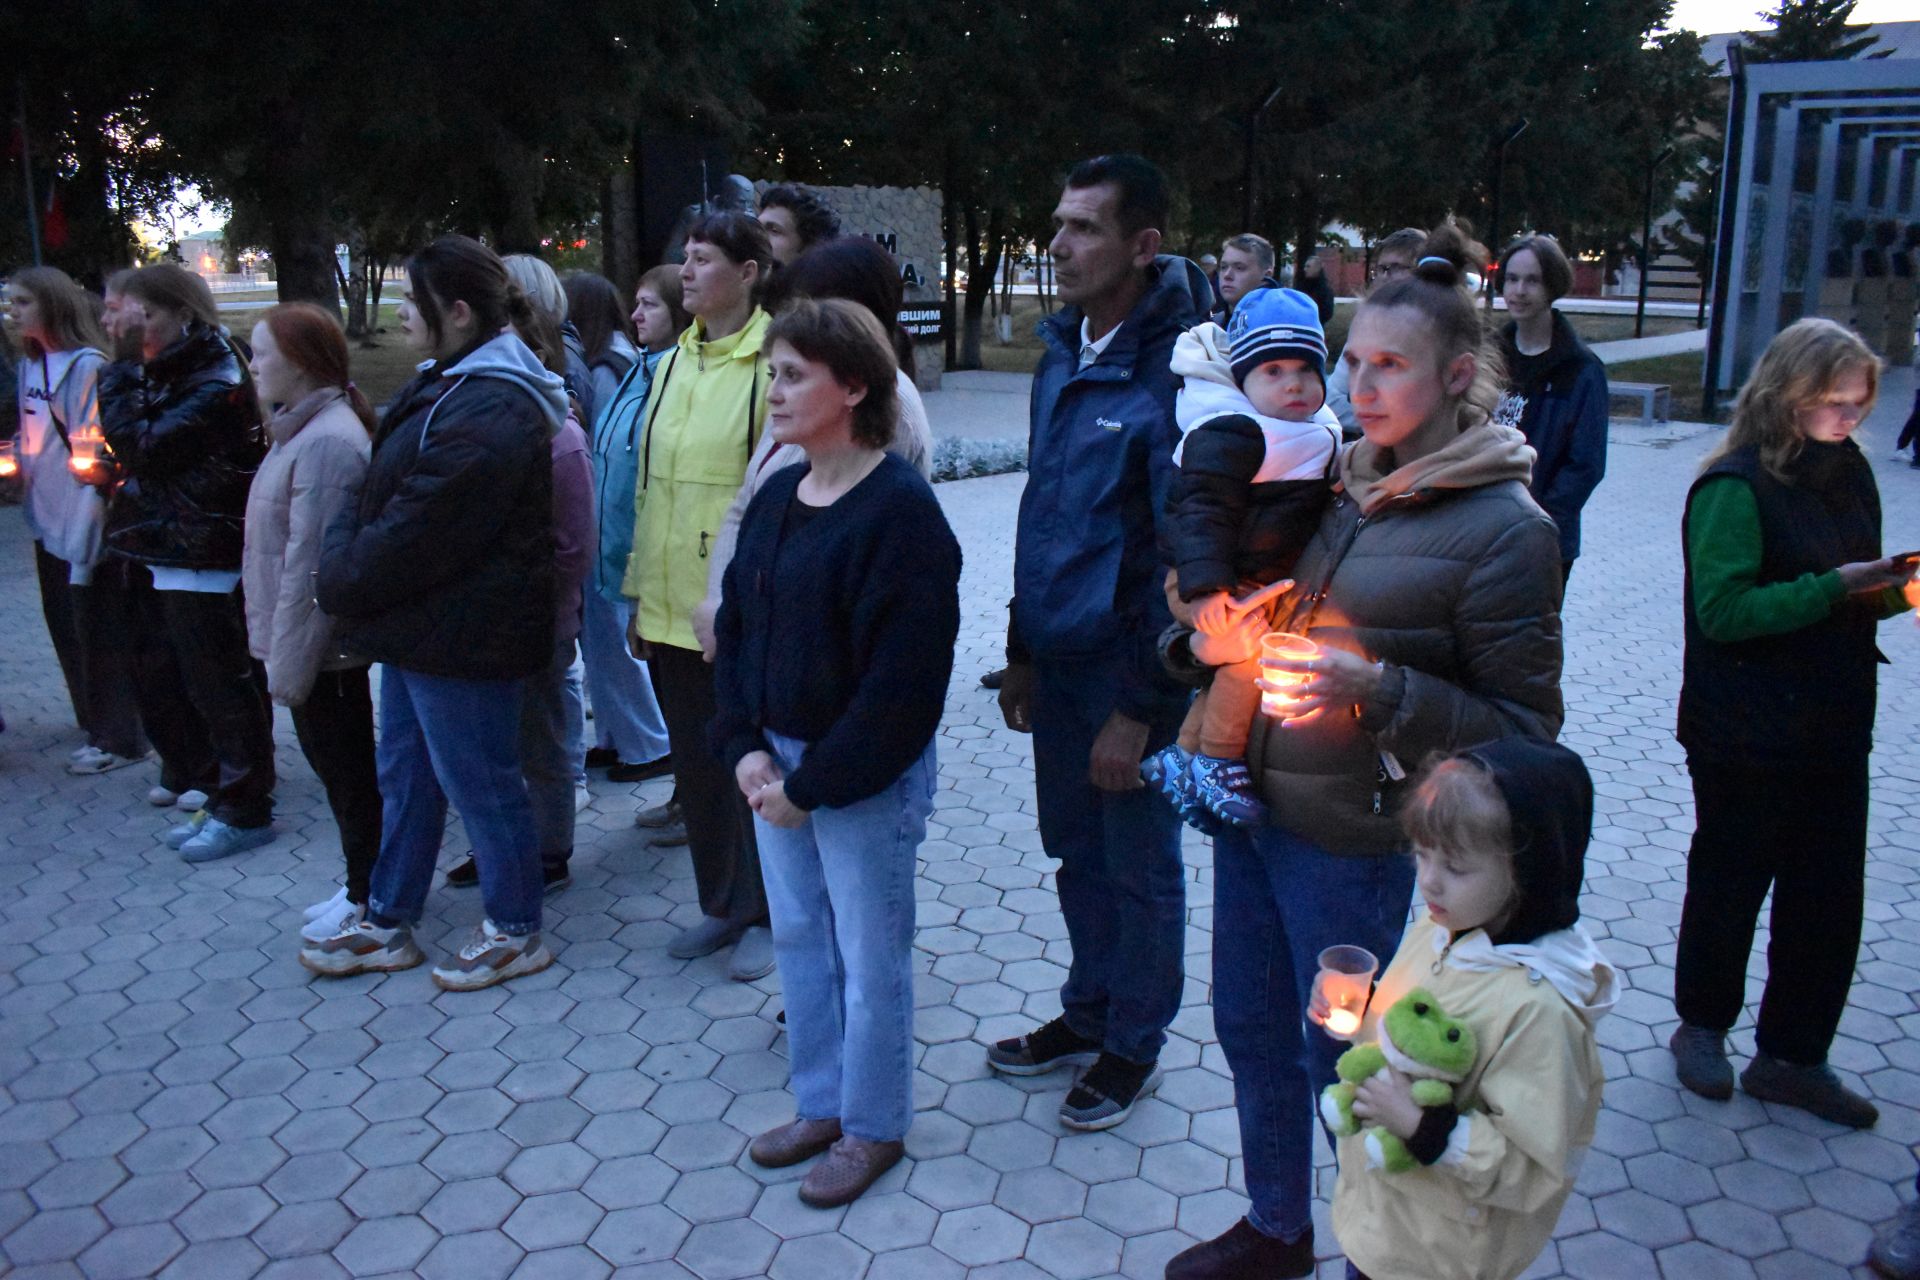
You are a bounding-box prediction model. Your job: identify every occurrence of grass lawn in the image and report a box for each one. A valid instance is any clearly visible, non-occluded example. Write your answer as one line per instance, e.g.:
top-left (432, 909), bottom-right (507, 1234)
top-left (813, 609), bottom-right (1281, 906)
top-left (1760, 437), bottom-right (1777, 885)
top-left (1604, 351), bottom-right (1724, 423)
top-left (221, 305), bottom-right (422, 408)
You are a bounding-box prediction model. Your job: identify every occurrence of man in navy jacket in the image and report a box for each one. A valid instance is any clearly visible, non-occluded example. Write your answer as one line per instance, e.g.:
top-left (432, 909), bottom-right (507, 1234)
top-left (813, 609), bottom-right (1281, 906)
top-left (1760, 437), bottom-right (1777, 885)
top-left (987, 154), bottom-right (1205, 1131)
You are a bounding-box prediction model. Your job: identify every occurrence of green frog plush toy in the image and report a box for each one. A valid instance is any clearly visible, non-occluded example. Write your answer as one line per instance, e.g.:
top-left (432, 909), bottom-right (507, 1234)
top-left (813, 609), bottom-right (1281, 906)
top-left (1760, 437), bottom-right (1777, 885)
top-left (1319, 987), bottom-right (1478, 1173)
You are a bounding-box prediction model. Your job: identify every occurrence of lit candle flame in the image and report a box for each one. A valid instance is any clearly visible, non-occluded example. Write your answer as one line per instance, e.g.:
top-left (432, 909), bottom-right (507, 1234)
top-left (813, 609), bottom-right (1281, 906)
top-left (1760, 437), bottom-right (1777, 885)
top-left (1325, 1006), bottom-right (1361, 1038)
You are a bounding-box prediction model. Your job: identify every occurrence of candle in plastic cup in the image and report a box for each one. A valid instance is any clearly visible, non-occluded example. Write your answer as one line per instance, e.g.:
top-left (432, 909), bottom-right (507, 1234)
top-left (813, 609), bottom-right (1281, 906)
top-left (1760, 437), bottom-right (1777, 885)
top-left (67, 429), bottom-right (101, 477)
top-left (1317, 944), bottom-right (1379, 1040)
top-left (1260, 632), bottom-right (1321, 721)
top-left (0, 441), bottom-right (15, 479)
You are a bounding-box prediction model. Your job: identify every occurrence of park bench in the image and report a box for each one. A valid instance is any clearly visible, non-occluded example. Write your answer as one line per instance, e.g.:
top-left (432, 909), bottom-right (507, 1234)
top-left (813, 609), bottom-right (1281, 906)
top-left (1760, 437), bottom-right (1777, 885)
top-left (1610, 381), bottom-right (1671, 427)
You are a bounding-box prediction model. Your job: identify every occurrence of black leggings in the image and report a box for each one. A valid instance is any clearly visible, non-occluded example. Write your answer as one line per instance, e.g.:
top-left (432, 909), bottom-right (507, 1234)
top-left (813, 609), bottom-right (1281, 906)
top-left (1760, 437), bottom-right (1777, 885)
top-left (290, 668), bottom-right (382, 904)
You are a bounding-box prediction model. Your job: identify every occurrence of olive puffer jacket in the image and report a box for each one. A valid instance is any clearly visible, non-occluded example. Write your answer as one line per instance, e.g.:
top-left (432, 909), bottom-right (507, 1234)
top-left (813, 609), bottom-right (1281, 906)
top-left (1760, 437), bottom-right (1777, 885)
top-left (99, 323), bottom-right (266, 570)
top-left (1166, 421), bottom-right (1565, 854)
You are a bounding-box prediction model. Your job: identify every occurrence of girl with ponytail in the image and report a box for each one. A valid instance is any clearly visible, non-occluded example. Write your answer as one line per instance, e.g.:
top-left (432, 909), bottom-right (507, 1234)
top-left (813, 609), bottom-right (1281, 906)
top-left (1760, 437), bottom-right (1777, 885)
top-left (1160, 219), bottom-right (1566, 1280)
top-left (310, 233), bottom-right (570, 992)
top-left (243, 303), bottom-right (381, 943)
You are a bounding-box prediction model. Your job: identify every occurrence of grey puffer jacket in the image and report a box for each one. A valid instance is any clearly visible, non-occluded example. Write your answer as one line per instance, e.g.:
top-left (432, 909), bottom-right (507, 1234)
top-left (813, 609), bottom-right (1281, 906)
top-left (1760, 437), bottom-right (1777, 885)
top-left (1169, 421), bottom-right (1565, 854)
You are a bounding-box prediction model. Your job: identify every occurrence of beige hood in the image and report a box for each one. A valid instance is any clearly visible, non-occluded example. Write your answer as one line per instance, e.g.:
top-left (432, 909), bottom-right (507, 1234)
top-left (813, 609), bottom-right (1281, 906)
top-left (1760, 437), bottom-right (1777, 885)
top-left (1339, 421), bottom-right (1535, 516)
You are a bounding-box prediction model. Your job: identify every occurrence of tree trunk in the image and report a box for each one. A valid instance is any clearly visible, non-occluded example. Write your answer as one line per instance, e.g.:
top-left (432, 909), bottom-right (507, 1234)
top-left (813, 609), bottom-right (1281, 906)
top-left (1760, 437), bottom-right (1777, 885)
top-left (492, 141), bottom-right (545, 256)
top-left (342, 226), bottom-right (370, 339)
top-left (959, 205), bottom-right (1007, 370)
top-left (367, 258), bottom-right (388, 341)
top-left (270, 200), bottom-right (340, 312)
top-left (604, 137), bottom-right (639, 296)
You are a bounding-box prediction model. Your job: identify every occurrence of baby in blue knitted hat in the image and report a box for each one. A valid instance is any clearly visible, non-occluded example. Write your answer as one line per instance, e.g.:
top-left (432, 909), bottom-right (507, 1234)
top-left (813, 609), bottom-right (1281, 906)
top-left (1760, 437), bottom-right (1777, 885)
top-left (1144, 286), bottom-right (1341, 830)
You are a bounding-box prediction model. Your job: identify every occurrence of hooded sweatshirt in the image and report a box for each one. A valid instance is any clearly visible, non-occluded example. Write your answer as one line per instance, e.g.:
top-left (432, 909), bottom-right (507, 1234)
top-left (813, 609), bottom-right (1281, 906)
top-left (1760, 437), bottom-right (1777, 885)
top-left (1333, 736), bottom-right (1614, 1280)
top-left (1228, 421), bottom-right (1564, 855)
top-left (15, 348), bottom-right (110, 580)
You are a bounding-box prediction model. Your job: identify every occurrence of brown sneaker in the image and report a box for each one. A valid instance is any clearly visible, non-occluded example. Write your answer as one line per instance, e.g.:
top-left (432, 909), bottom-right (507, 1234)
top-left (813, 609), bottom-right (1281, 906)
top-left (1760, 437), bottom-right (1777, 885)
top-left (797, 1135), bottom-right (905, 1208)
top-left (431, 920), bottom-right (555, 992)
top-left (748, 1117), bottom-right (842, 1168)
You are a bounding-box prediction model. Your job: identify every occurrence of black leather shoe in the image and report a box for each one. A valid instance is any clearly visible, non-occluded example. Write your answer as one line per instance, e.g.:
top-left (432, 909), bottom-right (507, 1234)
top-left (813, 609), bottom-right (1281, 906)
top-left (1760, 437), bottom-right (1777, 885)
top-left (607, 755), bottom-right (673, 784)
top-left (980, 668), bottom-right (1006, 690)
top-left (1165, 1219), bottom-right (1314, 1280)
top-left (584, 747), bottom-right (619, 769)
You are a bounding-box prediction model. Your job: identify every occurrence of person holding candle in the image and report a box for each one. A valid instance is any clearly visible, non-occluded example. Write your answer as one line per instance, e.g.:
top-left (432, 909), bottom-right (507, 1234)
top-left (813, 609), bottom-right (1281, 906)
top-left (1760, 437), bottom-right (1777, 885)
top-left (1669, 317), bottom-right (1916, 1129)
top-left (97, 264), bottom-right (276, 863)
top-left (1141, 284), bottom-right (1340, 830)
top-left (240, 303), bottom-right (381, 942)
top-left (7, 267), bottom-right (147, 775)
top-left (1317, 739), bottom-right (1614, 1280)
top-left (712, 298), bottom-right (960, 1207)
top-left (1158, 222), bottom-right (1565, 1280)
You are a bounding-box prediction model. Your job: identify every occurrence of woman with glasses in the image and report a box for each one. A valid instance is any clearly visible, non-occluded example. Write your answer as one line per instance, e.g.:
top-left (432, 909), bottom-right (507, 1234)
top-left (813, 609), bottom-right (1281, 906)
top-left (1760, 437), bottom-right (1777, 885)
top-left (1669, 317), bottom-right (1916, 1131)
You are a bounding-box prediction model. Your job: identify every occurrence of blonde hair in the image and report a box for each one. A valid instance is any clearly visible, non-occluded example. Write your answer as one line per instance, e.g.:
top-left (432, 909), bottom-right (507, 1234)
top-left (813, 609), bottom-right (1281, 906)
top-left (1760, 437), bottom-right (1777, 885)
top-left (502, 254), bottom-right (569, 325)
top-left (1706, 318), bottom-right (1880, 483)
top-left (1402, 755), bottom-right (1515, 872)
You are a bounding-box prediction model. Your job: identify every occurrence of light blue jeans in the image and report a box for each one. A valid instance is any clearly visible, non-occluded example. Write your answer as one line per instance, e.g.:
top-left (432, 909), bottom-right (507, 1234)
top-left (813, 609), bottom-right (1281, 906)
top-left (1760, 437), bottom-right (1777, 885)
top-left (755, 730), bottom-right (935, 1143)
top-left (579, 592), bottom-right (669, 765)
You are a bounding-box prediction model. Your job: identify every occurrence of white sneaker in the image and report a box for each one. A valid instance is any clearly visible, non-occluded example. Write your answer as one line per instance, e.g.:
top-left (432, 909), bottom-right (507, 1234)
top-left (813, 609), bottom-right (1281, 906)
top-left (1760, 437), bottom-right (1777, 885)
top-left (574, 786), bottom-right (592, 815)
top-left (303, 886), bottom-right (349, 922)
top-left (175, 789), bottom-right (209, 811)
top-left (68, 749), bottom-right (142, 776)
top-left (68, 745), bottom-right (94, 763)
top-left (147, 785), bottom-right (179, 807)
top-left (68, 747), bottom-right (109, 773)
top-left (301, 898), bottom-right (362, 943)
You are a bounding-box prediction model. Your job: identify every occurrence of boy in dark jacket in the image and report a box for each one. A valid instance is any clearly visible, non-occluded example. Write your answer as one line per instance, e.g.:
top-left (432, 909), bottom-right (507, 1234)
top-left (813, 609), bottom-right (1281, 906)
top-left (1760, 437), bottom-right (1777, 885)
top-left (1144, 287), bottom-right (1340, 829)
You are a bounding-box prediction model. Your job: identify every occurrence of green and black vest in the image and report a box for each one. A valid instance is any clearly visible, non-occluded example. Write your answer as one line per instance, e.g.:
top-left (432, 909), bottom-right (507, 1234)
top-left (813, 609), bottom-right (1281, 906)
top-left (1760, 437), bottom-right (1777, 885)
top-left (1678, 440), bottom-right (1882, 765)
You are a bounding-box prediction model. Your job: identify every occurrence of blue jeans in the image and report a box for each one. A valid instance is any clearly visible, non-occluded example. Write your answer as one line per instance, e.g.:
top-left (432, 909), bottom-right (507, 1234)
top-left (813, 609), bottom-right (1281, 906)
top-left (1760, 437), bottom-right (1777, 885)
top-left (1031, 656), bottom-right (1186, 1065)
top-left (755, 730), bottom-right (934, 1143)
top-left (369, 667), bottom-right (544, 937)
top-left (1212, 824), bottom-right (1415, 1239)
top-left (579, 593), bottom-right (669, 764)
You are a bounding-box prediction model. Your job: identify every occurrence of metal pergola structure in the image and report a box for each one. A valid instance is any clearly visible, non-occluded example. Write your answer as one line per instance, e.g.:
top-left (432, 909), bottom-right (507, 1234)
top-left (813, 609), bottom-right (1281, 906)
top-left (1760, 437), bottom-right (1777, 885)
top-left (1706, 55), bottom-right (1920, 414)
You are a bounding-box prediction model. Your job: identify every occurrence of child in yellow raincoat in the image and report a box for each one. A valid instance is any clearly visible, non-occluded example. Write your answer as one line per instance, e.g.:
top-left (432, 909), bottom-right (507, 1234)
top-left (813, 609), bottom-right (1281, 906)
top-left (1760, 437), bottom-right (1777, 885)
top-left (1317, 737), bottom-right (1615, 1280)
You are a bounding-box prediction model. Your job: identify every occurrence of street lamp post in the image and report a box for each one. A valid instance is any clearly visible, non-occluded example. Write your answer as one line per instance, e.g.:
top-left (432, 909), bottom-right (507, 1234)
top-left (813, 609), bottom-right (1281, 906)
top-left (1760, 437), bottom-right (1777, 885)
top-left (1241, 83), bottom-right (1287, 232)
top-left (1636, 145), bottom-right (1677, 339)
top-left (1485, 119), bottom-right (1528, 308)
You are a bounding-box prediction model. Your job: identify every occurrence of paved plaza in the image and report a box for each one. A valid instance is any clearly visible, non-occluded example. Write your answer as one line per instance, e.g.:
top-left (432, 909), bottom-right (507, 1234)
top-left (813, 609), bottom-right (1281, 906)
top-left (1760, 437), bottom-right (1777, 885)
top-left (4, 372), bottom-right (1920, 1279)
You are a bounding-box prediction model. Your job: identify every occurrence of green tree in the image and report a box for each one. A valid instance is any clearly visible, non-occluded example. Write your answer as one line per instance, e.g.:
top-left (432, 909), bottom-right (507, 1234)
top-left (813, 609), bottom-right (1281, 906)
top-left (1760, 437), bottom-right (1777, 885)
top-left (1742, 0), bottom-right (1882, 62)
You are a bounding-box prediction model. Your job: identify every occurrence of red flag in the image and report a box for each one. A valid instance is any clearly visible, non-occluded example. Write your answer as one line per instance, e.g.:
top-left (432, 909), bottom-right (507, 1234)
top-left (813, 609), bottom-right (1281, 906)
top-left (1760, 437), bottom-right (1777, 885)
top-left (43, 185), bottom-right (66, 250)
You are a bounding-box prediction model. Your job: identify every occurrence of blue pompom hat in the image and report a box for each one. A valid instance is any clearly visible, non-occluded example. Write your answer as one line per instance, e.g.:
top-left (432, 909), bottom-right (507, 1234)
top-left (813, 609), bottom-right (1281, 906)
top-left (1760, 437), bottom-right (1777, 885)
top-left (1226, 286), bottom-right (1328, 388)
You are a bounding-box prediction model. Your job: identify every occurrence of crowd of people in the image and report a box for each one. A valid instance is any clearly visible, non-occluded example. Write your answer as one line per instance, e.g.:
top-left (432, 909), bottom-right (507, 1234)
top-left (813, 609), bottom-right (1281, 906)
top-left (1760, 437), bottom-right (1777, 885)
top-left (8, 153), bottom-right (1920, 1275)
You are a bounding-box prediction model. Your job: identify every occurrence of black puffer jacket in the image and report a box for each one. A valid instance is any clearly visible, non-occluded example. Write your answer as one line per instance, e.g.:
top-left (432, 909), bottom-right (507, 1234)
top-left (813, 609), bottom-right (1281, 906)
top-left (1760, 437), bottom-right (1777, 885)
top-left (98, 323), bottom-right (265, 570)
top-left (317, 346), bottom-right (557, 681)
top-left (1169, 414), bottom-right (1334, 599)
top-left (1164, 422), bottom-right (1564, 855)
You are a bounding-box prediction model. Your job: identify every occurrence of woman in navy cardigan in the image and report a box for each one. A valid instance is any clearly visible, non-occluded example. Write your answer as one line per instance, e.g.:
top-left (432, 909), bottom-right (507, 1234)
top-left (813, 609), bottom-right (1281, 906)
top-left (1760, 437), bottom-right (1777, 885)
top-left (711, 299), bottom-right (961, 1209)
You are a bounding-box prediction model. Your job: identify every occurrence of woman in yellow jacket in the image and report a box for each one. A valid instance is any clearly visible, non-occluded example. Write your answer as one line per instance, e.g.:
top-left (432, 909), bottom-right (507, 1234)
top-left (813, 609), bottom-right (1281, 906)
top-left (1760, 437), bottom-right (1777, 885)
top-left (1313, 739), bottom-right (1614, 1280)
top-left (624, 210), bottom-right (775, 980)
